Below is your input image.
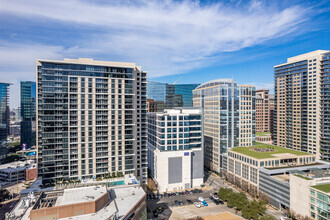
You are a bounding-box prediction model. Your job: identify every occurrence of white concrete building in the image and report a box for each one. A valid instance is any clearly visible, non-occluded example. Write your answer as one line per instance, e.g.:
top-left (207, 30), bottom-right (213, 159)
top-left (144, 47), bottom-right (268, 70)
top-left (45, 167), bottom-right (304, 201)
top-left (147, 108), bottom-right (204, 192)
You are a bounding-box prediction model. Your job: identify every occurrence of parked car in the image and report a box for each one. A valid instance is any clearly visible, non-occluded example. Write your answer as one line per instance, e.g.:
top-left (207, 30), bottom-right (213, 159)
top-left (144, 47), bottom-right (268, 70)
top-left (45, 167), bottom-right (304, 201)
top-left (178, 200), bottom-right (184, 206)
top-left (187, 199), bottom-right (193, 204)
top-left (199, 202), bottom-right (205, 207)
top-left (198, 197), bottom-right (204, 202)
top-left (198, 189), bottom-right (203, 193)
top-left (213, 195), bottom-right (219, 200)
top-left (174, 200), bottom-right (180, 206)
top-left (194, 202), bottom-right (201, 208)
top-left (175, 192), bottom-right (179, 196)
top-left (202, 200), bottom-right (208, 206)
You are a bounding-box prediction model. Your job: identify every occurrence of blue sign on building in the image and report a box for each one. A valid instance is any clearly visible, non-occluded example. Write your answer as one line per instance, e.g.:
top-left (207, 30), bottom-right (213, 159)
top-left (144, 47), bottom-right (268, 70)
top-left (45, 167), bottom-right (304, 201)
top-left (184, 152), bottom-right (189, 156)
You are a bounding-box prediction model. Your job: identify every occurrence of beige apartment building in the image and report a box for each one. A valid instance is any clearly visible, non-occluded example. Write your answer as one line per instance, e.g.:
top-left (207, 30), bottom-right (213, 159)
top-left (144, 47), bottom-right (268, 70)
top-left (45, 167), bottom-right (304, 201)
top-left (36, 58), bottom-right (148, 184)
top-left (274, 50), bottom-right (330, 160)
top-left (255, 89), bottom-right (274, 133)
top-left (193, 79), bottom-right (255, 172)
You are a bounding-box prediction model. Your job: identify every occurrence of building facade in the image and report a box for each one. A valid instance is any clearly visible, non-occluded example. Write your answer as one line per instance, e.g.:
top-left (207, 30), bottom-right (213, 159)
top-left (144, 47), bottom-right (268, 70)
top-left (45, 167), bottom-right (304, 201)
top-left (0, 82), bottom-right (10, 160)
top-left (147, 81), bottom-right (199, 112)
top-left (290, 172), bottom-right (329, 220)
top-left (255, 89), bottom-right (274, 133)
top-left (147, 108), bottom-right (203, 192)
top-left (174, 84), bottom-right (200, 107)
top-left (36, 58), bottom-right (147, 183)
top-left (193, 79), bottom-right (255, 172)
top-left (147, 81), bottom-right (175, 109)
top-left (239, 85), bottom-right (255, 147)
top-left (146, 99), bottom-right (165, 113)
top-left (274, 50), bottom-right (330, 160)
top-left (21, 81), bottom-right (36, 148)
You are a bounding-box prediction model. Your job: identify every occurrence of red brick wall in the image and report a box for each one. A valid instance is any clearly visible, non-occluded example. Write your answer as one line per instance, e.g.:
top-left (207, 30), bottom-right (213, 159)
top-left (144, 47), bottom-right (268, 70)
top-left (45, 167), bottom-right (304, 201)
top-left (26, 168), bottom-right (37, 180)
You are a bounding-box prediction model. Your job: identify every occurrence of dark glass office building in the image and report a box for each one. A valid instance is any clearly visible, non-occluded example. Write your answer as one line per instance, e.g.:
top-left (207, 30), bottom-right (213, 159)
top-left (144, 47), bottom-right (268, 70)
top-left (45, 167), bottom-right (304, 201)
top-left (0, 82), bottom-right (10, 159)
top-left (175, 84), bottom-right (200, 107)
top-left (21, 81), bottom-right (36, 148)
top-left (147, 81), bottom-right (199, 111)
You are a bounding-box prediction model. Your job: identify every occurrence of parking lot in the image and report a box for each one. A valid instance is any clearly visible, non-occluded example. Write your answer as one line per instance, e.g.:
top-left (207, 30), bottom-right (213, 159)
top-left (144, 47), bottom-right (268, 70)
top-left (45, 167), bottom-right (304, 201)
top-left (147, 188), bottom-right (228, 219)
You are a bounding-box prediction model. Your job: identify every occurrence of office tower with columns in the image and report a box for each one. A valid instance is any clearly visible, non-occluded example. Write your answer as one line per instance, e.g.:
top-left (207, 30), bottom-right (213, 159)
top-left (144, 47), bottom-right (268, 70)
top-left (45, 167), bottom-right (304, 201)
top-left (193, 79), bottom-right (255, 172)
top-left (21, 81), bottom-right (37, 148)
top-left (273, 50), bottom-right (330, 160)
top-left (37, 58), bottom-right (147, 183)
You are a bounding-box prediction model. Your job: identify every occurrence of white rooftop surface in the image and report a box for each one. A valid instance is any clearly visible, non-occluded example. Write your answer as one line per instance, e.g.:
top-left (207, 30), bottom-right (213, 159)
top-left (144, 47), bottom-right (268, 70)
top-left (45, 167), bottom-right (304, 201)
top-left (59, 185), bottom-right (146, 220)
top-left (55, 186), bottom-right (107, 206)
top-left (0, 160), bottom-right (35, 172)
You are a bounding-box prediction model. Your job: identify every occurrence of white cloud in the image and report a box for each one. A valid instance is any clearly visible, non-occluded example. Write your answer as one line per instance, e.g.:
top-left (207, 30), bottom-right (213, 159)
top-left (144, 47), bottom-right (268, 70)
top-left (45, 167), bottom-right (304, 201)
top-left (0, 0), bottom-right (312, 107)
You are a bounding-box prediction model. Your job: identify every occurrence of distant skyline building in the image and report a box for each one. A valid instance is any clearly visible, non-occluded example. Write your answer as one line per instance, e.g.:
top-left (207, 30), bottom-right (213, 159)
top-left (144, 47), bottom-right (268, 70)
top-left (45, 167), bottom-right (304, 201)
top-left (255, 89), bottom-right (275, 133)
top-left (0, 82), bottom-right (10, 160)
top-left (174, 84), bottom-right (200, 107)
top-left (21, 81), bottom-right (36, 148)
top-left (273, 50), bottom-right (330, 160)
top-left (193, 79), bottom-right (255, 172)
top-left (37, 58), bottom-right (147, 183)
top-left (147, 81), bottom-right (199, 112)
top-left (147, 108), bottom-right (203, 192)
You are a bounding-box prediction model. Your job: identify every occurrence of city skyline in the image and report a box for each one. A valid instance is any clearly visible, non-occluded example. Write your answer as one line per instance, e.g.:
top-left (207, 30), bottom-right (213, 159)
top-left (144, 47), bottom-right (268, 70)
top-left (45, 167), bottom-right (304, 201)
top-left (1, 0), bottom-right (330, 108)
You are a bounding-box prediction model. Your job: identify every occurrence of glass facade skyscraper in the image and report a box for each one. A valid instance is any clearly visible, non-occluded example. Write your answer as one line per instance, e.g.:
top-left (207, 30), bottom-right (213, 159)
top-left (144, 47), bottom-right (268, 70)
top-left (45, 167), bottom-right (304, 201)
top-left (193, 79), bottom-right (255, 172)
top-left (147, 81), bottom-right (175, 109)
top-left (0, 82), bottom-right (10, 159)
top-left (21, 81), bottom-right (36, 148)
top-left (174, 84), bottom-right (200, 107)
top-left (37, 58), bottom-right (147, 183)
top-left (147, 81), bottom-right (199, 111)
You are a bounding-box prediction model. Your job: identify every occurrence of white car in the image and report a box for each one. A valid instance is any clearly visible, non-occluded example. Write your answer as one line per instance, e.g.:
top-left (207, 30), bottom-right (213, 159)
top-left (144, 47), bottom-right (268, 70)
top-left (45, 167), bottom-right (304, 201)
top-left (194, 202), bottom-right (201, 208)
top-left (213, 195), bottom-right (219, 200)
top-left (198, 197), bottom-right (204, 202)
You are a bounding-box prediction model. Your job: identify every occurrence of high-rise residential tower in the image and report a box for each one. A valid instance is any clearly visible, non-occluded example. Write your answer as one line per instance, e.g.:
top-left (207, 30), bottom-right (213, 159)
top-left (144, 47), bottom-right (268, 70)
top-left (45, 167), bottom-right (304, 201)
top-left (21, 81), bottom-right (36, 148)
top-left (37, 58), bottom-right (147, 183)
top-left (255, 89), bottom-right (275, 133)
top-left (147, 108), bottom-right (203, 192)
top-left (193, 79), bottom-right (255, 172)
top-left (0, 82), bottom-right (10, 160)
top-left (273, 50), bottom-right (330, 160)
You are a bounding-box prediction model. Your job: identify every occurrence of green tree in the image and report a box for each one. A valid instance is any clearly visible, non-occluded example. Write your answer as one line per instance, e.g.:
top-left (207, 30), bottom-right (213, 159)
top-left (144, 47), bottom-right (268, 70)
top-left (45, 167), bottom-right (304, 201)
top-left (218, 187), bottom-right (233, 201)
top-left (0, 189), bottom-right (11, 202)
top-left (242, 201), bottom-right (259, 220)
top-left (260, 215), bottom-right (275, 220)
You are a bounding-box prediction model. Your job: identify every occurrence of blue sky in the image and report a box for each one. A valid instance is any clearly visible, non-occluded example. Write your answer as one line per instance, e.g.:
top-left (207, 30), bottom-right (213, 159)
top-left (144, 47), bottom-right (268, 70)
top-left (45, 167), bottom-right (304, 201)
top-left (0, 0), bottom-right (329, 108)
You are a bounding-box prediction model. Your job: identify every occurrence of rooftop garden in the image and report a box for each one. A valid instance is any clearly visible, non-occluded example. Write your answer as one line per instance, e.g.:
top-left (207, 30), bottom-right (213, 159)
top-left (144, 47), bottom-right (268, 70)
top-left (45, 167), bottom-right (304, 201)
top-left (255, 132), bottom-right (271, 136)
top-left (231, 142), bottom-right (311, 159)
top-left (311, 184), bottom-right (330, 193)
top-left (294, 174), bottom-right (312, 180)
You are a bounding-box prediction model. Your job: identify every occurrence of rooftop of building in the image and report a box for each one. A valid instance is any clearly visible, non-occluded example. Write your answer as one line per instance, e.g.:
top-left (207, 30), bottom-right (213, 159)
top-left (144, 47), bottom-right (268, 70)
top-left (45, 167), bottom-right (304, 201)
top-left (274, 50), bottom-right (330, 67)
top-left (195, 78), bottom-right (236, 90)
top-left (260, 161), bottom-right (330, 175)
top-left (311, 183), bottom-right (330, 194)
top-left (148, 107), bottom-right (202, 115)
top-left (59, 185), bottom-right (146, 220)
top-left (230, 143), bottom-right (311, 159)
top-left (37, 58), bottom-right (141, 70)
top-left (0, 160), bottom-right (36, 172)
top-left (55, 186), bottom-right (107, 206)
